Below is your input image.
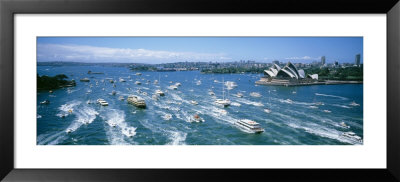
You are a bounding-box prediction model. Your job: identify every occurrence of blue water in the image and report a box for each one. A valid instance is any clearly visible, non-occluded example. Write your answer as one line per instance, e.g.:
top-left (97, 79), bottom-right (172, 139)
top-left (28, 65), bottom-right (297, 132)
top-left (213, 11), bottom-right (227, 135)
top-left (37, 65), bottom-right (363, 145)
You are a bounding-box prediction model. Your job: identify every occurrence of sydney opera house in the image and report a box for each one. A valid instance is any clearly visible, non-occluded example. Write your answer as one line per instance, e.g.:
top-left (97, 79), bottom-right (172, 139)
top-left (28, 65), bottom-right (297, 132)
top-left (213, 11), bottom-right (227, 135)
top-left (256, 62), bottom-right (319, 86)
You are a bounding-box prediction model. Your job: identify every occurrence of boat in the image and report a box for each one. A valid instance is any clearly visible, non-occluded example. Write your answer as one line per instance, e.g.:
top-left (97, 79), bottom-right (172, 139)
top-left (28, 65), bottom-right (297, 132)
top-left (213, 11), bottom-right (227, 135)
top-left (66, 128), bottom-right (73, 133)
top-left (208, 91), bottom-right (215, 95)
top-left (40, 99), bottom-right (50, 105)
top-left (135, 81), bottom-right (141, 85)
top-left (339, 121), bottom-right (350, 129)
top-left (169, 85), bottom-right (178, 90)
top-left (323, 110), bottom-right (331, 113)
top-left (196, 80), bottom-right (201, 85)
top-left (169, 81), bottom-right (173, 83)
top-left (109, 122), bottom-right (117, 127)
top-left (80, 78), bottom-right (90, 82)
top-left (155, 89), bottom-right (165, 96)
top-left (161, 114), bottom-right (172, 120)
top-left (49, 90), bottom-right (53, 93)
top-left (284, 99), bottom-right (293, 104)
top-left (314, 102), bottom-right (324, 106)
top-left (264, 108), bottom-right (271, 113)
top-left (119, 78), bottom-right (126, 82)
top-left (113, 83), bottom-right (116, 88)
top-left (191, 114), bottom-right (205, 123)
top-left (127, 95), bottom-right (146, 108)
top-left (97, 99), bottom-right (109, 106)
top-left (175, 82), bottom-right (181, 87)
top-left (214, 80), bottom-right (218, 83)
top-left (215, 78), bottom-right (230, 107)
top-left (309, 105), bottom-right (318, 109)
top-left (190, 100), bottom-right (198, 105)
top-left (118, 96), bottom-right (125, 101)
top-left (135, 73), bottom-right (142, 76)
top-left (111, 90), bottom-right (116, 95)
top-left (250, 92), bottom-right (262, 97)
top-left (292, 91), bottom-right (297, 94)
top-left (341, 131), bottom-right (362, 143)
top-left (225, 81), bottom-right (237, 90)
top-left (234, 92), bottom-right (243, 98)
top-left (235, 119), bottom-right (264, 133)
top-left (349, 101), bottom-right (360, 106)
top-left (154, 80), bottom-right (159, 84)
top-left (109, 80), bottom-right (114, 83)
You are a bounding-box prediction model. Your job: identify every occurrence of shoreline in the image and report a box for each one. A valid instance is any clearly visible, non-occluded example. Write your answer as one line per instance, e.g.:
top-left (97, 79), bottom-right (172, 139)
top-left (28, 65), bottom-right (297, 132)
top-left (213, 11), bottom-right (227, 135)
top-left (255, 80), bottom-right (363, 86)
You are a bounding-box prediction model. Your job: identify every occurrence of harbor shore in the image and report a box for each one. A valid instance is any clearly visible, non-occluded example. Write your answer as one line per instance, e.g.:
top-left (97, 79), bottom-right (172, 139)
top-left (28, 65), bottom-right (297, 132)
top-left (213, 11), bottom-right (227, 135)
top-left (255, 80), bottom-right (362, 86)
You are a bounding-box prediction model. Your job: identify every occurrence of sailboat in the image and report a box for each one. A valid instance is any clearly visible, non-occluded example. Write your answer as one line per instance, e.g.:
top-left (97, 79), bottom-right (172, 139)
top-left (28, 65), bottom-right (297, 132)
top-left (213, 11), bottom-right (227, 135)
top-left (215, 78), bottom-right (231, 107)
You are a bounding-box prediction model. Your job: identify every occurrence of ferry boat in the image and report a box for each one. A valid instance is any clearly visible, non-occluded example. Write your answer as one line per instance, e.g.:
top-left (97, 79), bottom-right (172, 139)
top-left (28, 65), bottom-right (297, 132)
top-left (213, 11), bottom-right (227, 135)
top-left (235, 119), bottom-right (264, 133)
top-left (250, 92), bottom-right (262, 97)
top-left (127, 95), bottom-right (146, 108)
top-left (135, 81), bottom-right (141, 85)
top-left (97, 99), bottom-right (109, 106)
top-left (155, 89), bottom-right (165, 96)
top-left (341, 131), bottom-right (362, 143)
top-left (80, 78), bottom-right (90, 82)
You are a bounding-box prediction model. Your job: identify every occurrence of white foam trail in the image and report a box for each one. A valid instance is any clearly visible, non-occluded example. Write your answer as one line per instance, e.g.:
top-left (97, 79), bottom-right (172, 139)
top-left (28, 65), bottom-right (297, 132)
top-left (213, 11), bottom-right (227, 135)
top-left (331, 104), bottom-right (351, 109)
top-left (58, 101), bottom-right (81, 117)
top-left (102, 109), bottom-right (136, 145)
top-left (168, 131), bottom-right (187, 145)
top-left (231, 102), bottom-right (241, 107)
top-left (236, 98), bottom-right (264, 107)
top-left (315, 93), bottom-right (348, 100)
top-left (37, 132), bottom-right (66, 145)
top-left (65, 106), bottom-right (99, 133)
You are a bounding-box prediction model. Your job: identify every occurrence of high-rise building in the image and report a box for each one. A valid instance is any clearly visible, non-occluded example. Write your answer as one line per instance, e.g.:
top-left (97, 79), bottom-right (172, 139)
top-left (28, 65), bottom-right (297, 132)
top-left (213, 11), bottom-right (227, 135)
top-left (355, 54), bottom-right (361, 66)
top-left (272, 60), bottom-right (280, 65)
top-left (321, 56), bottom-right (326, 65)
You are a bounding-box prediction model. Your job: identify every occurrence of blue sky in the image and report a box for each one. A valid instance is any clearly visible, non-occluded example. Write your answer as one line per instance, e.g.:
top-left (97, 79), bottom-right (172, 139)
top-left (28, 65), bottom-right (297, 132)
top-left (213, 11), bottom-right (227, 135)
top-left (37, 37), bottom-right (363, 64)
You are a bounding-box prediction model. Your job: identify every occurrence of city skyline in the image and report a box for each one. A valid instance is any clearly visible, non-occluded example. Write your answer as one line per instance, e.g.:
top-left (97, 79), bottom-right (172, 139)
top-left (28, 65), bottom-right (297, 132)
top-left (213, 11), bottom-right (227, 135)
top-left (37, 37), bottom-right (363, 64)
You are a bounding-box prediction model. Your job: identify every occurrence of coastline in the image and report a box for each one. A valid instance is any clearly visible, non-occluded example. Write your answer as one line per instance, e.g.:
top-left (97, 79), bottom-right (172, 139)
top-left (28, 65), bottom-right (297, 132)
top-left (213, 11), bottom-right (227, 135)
top-left (255, 80), bottom-right (363, 86)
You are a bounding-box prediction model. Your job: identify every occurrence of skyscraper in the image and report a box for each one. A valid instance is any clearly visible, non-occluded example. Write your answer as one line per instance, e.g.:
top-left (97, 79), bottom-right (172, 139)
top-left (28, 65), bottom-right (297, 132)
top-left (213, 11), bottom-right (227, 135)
top-left (355, 54), bottom-right (361, 66)
top-left (321, 56), bottom-right (326, 65)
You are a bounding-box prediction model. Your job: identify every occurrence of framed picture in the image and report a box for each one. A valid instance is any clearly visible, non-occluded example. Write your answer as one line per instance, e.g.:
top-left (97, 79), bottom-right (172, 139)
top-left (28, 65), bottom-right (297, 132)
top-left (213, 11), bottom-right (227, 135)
top-left (1, 0), bottom-right (399, 181)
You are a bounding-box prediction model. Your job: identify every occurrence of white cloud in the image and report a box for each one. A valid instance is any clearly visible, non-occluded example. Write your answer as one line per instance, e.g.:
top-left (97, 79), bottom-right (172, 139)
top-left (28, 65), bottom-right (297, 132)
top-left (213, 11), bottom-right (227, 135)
top-left (285, 56), bottom-right (321, 60)
top-left (37, 44), bottom-right (231, 63)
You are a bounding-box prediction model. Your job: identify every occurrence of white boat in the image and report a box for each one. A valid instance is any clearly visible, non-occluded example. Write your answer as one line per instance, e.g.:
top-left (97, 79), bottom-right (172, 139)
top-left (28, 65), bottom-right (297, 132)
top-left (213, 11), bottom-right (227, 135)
top-left (190, 100), bottom-right (198, 105)
top-left (97, 99), bottom-right (109, 106)
top-left (40, 99), bottom-right (50, 105)
top-left (292, 91), bottom-right (297, 94)
top-left (349, 101), bottom-right (360, 106)
top-left (191, 114), bottom-right (205, 123)
top-left (339, 121), bottom-right (350, 129)
top-left (135, 81), bottom-right (141, 85)
top-left (215, 78), bottom-right (230, 107)
top-left (175, 82), bottom-right (181, 87)
top-left (341, 131), bottom-right (362, 143)
top-left (225, 81), bottom-right (237, 90)
top-left (250, 92), bottom-right (262, 97)
top-left (135, 72), bottom-right (142, 76)
top-left (235, 119), bottom-right (264, 133)
top-left (80, 78), bottom-right (90, 82)
top-left (309, 105), bottom-right (318, 109)
top-left (155, 89), bottom-right (165, 96)
top-left (264, 108), bottom-right (271, 113)
top-left (154, 80), bottom-right (159, 84)
top-left (119, 78), bottom-right (126, 82)
top-left (196, 80), bottom-right (201, 85)
top-left (234, 92), bottom-right (243, 98)
top-left (169, 85), bottom-right (178, 90)
top-left (323, 110), bottom-right (331, 113)
top-left (127, 95), bottom-right (146, 108)
top-left (161, 114), bottom-right (172, 120)
top-left (314, 102), bottom-right (324, 106)
top-left (208, 91), bottom-right (215, 95)
top-left (284, 99), bottom-right (293, 104)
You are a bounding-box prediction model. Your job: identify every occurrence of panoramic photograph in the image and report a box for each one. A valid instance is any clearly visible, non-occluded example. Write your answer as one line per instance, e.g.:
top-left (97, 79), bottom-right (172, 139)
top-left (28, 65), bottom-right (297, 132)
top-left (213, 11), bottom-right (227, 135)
top-left (36, 37), bottom-right (363, 145)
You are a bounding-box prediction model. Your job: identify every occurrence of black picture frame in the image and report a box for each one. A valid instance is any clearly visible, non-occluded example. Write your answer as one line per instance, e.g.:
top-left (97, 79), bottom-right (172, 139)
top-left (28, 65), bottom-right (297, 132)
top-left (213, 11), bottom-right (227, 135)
top-left (1, 0), bottom-right (399, 181)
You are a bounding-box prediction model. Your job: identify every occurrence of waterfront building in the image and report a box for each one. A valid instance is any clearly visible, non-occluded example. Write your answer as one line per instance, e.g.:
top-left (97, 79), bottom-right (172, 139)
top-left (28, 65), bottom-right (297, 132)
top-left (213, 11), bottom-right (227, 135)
top-left (355, 54), bottom-right (361, 67)
top-left (257, 62), bottom-right (319, 86)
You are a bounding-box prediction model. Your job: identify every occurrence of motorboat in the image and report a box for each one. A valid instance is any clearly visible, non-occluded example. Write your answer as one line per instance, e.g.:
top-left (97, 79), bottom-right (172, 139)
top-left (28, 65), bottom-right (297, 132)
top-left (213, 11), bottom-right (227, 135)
top-left (250, 92), bottom-right (262, 97)
top-left (66, 128), bottom-right (74, 133)
top-left (109, 122), bottom-right (117, 127)
top-left (284, 99), bottom-right (293, 104)
top-left (309, 105), bottom-right (318, 109)
top-left (339, 121), bottom-right (350, 129)
top-left (135, 72), bottom-right (142, 76)
top-left (235, 119), bottom-right (264, 133)
top-left (127, 95), bottom-right (146, 108)
top-left (323, 110), bottom-right (331, 113)
top-left (169, 85), bottom-right (178, 90)
top-left (208, 91), bottom-right (215, 95)
top-left (196, 80), bottom-right (201, 85)
top-left (191, 114), bottom-right (205, 123)
top-left (80, 78), bottom-right (90, 82)
top-left (135, 81), bottom-right (141, 85)
top-left (349, 101), bottom-right (360, 106)
top-left (234, 92), bottom-right (243, 98)
top-left (175, 82), bottom-right (181, 87)
top-left (97, 99), bottom-right (109, 106)
top-left (190, 100), bottom-right (198, 105)
top-left (264, 108), bottom-right (271, 113)
top-left (341, 131), bottom-right (362, 143)
top-left (155, 89), bottom-right (165, 96)
top-left (40, 99), bottom-right (50, 105)
top-left (119, 78), bottom-right (126, 82)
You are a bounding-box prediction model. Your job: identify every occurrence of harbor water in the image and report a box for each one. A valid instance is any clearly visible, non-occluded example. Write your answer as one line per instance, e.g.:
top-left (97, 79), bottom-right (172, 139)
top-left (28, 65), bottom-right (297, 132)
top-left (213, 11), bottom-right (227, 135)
top-left (37, 65), bottom-right (363, 145)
